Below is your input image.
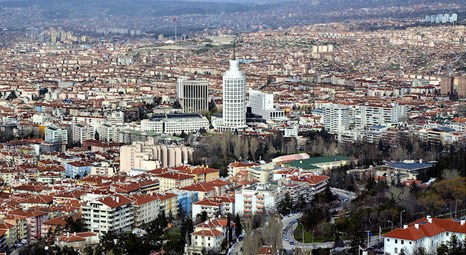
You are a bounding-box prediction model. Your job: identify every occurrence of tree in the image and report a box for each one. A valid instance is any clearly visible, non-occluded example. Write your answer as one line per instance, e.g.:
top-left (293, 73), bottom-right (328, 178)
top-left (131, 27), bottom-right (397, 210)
top-left (226, 214), bottom-right (232, 245)
top-left (242, 232), bottom-right (260, 255)
top-left (437, 244), bottom-right (449, 255)
top-left (277, 192), bottom-right (293, 215)
top-left (448, 234), bottom-right (465, 255)
top-left (249, 138), bottom-right (259, 160)
top-left (196, 211), bottom-right (208, 223)
top-left (441, 169), bottom-right (461, 180)
top-left (414, 247), bottom-right (427, 255)
top-left (262, 215), bottom-right (283, 255)
top-left (83, 246), bottom-right (95, 255)
top-left (235, 214), bottom-right (242, 238)
top-left (65, 217), bottom-right (84, 233)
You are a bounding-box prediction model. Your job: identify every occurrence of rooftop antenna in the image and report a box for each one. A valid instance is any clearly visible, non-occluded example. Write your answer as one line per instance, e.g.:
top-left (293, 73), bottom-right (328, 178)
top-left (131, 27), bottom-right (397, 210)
top-left (232, 33), bottom-right (238, 60)
top-left (174, 16), bottom-right (177, 43)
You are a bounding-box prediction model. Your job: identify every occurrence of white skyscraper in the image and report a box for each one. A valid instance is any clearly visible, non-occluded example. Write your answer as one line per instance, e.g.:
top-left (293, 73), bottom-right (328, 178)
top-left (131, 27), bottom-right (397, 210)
top-left (219, 60), bottom-right (247, 131)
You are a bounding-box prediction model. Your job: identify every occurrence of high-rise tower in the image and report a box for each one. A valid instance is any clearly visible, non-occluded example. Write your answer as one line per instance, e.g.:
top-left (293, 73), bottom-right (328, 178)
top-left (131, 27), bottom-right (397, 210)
top-left (176, 77), bottom-right (209, 113)
top-left (220, 60), bottom-right (247, 131)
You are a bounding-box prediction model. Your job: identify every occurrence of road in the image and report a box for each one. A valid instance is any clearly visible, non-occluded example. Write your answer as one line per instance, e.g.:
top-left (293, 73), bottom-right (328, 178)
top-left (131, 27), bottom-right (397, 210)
top-left (228, 240), bottom-right (243, 255)
top-left (281, 213), bottom-right (303, 250)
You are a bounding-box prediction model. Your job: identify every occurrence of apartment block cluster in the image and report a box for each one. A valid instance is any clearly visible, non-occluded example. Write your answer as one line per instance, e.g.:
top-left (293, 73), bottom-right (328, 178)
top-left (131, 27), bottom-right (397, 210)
top-left (0, 18), bottom-right (465, 254)
top-left (0, 139), bottom-right (338, 254)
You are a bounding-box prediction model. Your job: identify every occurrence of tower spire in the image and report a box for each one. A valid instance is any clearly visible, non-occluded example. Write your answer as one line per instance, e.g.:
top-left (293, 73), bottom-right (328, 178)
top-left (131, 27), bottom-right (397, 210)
top-left (232, 33), bottom-right (238, 60)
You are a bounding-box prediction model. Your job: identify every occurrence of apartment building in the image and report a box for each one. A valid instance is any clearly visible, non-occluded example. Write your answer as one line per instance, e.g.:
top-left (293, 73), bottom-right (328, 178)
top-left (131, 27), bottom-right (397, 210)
top-left (235, 184), bottom-right (281, 216)
top-left (82, 195), bottom-right (134, 234)
top-left (131, 194), bottom-right (160, 227)
top-left (191, 196), bottom-right (235, 219)
top-left (185, 218), bottom-right (231, 255)
top-left (71, 124), bottom-right (94, 144)
top-left (45, 125), bottom-right (68, 145)
top-left (154, 172), bottom-right (195, 191)
top-left (119, 138), bottom-right (193, 172)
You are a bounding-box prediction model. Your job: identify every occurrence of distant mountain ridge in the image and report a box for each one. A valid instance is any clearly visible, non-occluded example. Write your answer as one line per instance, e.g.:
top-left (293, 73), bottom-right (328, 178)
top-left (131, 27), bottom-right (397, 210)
top-left (0, 0), bottom-right (464, 18)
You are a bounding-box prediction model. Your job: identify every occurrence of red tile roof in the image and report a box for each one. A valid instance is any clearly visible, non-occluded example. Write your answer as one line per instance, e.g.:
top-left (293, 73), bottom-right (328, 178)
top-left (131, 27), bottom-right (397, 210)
top-left (98, 195), bottom-right (132, 208)
top-left (384, 217), bottom-right (466, 241)
top-left (191, 229), bottom-right (223, 237)
top-left (155, 172), bottom-right (194, 180)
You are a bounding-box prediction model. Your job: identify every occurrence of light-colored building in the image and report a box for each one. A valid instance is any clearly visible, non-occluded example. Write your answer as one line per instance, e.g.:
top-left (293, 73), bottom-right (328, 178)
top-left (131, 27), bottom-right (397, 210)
top-left (154, 172), bottom-right (195, 191)
top-left (72, 124), bottom-right (95, 145)
top-left (322, 104), bottom-right (350, 134)
top-left (248, 89), bottom-right (284, 121)
top-left (235, 184), bottom-right (281, 216)
top-left (458, 76), bottom-right (466, 98)
top-left (82, 195), bottom-right (134, 234)
top-left (219, 59), bottom-right (247, 131)
top-left (185, 218), bottom-right (231, 255)
top-left (384, 216), bottom-right (466, 255)
top-left (96, 124), bottom-right (123, 143)
top-left (354, 103), bottom-right (408, 129)
top-left (176, 77), bottom-right (209, 113)
top-left (191, 196), bottom-right (235, 219)
top-left (119, 138), bottom-right (193, 172)
top-left (131, 194), bottom-right (161, 227)
top-left (45, 125), bottom-right (68, 145)
top-left (140, 114), bottom-right (209, 135)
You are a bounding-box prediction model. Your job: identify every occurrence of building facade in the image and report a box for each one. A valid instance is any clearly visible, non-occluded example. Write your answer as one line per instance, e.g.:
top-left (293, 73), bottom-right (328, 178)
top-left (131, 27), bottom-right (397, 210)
top-left (176, 78), bottom-right (209, 113)
top-left (219, 60), bottom-right (247, 131)
top-left (248, 89), bottom-right (284, 121)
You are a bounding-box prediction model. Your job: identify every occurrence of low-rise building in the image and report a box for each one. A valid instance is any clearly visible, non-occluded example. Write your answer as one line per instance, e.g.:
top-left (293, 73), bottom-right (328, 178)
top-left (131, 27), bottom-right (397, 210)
top-left (384, 216), bottom-right (466, 255)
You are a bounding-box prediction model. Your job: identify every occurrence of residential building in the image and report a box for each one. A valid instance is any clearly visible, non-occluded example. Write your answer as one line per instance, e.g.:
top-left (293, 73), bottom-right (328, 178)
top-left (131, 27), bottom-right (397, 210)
top-left (191, 196), bottom-right (235, 219)
top-left (322, 104), bottom-right (350, 134)
top-left (45, 125), bottom-right (68, 145)
top-left (154, 172), bottom-right (195, 191)
top-left (170, 166), bottom-right (219, 182)
top-left (65, 161), bottom-right (93, 179)
top-left (235, 184), bottom-right (281, 216)
top-left (185, 218), bottom-right (232, 255)
top-left (82, 195), bottom-right (134, 234)
top-left (72, 124), bottom-right (95, 145)
top-left (9, 210), bottom-right (48, 240)
top-left (458, 77), bottom-right (466, 98)
top-left (56, 232), bottom-right (100, 252)
top-left (440, 77), bottom-right (454, 95)
top-left (120, 138), bottom-right (193, 172)
top-left (131, 194), bottom-right (160, 227)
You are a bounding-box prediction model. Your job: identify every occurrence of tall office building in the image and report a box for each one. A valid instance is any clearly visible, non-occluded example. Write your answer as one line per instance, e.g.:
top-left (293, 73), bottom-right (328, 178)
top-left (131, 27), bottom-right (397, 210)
top-left (176, 77), bottom-right (209, 113)
top-left (219, 60), bottom-right (247, 131)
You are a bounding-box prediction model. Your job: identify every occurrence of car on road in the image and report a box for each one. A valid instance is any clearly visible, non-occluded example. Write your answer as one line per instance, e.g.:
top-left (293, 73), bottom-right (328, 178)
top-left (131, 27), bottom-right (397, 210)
top-left (289, 241), bottom-right (295, 245)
